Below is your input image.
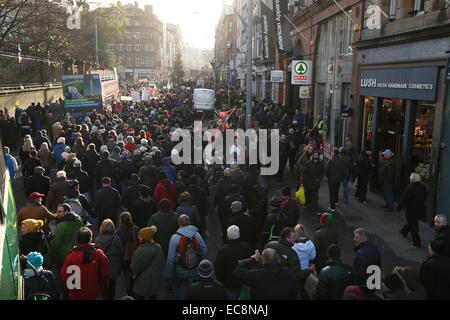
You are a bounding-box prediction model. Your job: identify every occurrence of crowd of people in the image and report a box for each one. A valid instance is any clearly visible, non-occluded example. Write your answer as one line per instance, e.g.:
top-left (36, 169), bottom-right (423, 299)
top-left (3, 82), bottom-right (450, 300)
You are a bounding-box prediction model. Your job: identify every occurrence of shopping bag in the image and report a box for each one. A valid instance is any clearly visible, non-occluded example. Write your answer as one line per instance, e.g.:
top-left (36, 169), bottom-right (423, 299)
top-left (296, 185), bottom-right (306, 205)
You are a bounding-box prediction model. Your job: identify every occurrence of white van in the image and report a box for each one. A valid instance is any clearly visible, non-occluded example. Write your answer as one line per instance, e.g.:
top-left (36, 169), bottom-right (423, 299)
top-left (193, 88), bottom-right (215, 112)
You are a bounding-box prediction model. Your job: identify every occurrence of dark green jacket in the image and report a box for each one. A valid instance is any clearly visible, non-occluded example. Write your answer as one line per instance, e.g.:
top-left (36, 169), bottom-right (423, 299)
top-left (51, 212), bottom-right (83, 266)
top-left (314, 260), bottom-right (353, 300)
top-left (147, 209), bottom-right (179, 255)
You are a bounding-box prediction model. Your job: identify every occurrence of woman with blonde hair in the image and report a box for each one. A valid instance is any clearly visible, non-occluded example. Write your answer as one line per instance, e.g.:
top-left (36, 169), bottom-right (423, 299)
top-left (20, 135), bottom-right (35, 165)
top-left (292, 224), bottom-right (316, 270)
top-left (37, 142), bottom-right (54, 176)
top-left (95, 219), bottom-right (123, 300)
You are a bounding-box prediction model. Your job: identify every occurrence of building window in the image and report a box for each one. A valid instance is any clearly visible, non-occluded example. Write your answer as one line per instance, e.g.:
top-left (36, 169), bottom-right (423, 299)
top-left (117, 44), bottom-right (123, 51)
top-left (127, 57), bottom-right (132, 66)
top-left (134, 32), bottom-right (140, 39)
top-left (144, 44), bottom-right (150, 51)
top-left (127, 44), bottom-right (132, 52)
top-left (135, 44), bottom-right (140, 51)
top-left (226, 40), bottom-right (232, 48)
top-left (146, 33), bottom-right (152, 40)
top-left (413, 0), bottom-right (425, 13)
top-left (135, 57), bottom-right (140, 66)
top-left (126, 32), bottom-right (131, 39)
top-left (117, 56), bottom-right (122, 64)
top-left (109, 44), bottom-right (115, 51)
top-left (389, 0), bottom-right (397, 20)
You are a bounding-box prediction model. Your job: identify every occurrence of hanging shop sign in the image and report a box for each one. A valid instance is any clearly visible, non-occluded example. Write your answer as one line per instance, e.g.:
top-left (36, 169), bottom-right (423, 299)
top-left (271, 70), bottom-right (284, 82)
top-left (292, 60), bottom-right (312, 85)
top-left (272, 0), bottom-right (292, 52)
top-left (299, 86), bottom-right (311, 99)
top-left (360, 67), bottom-right (438, 101)
top-left (261, 0), bottom-right (276, 61)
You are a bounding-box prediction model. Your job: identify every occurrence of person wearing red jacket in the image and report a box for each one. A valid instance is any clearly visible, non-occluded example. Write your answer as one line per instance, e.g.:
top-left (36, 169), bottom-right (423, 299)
top-left (154, 171), bottom-right (177, 210)
top-left (60, 227), bottom-right (110, 300)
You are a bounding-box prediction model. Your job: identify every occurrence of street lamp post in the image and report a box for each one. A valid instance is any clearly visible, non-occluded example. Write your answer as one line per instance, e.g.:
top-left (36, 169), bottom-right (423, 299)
top-left (95, 17), bottom-right (99, 67)
top-left (246, 0), bottom-right (253, 130)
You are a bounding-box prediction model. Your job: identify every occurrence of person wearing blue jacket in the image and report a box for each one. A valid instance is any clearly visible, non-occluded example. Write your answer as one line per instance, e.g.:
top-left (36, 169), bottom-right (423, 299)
top-left (4, 146), bottom-right (18, 179)
top-left (353, 228), bottom-right (381, 285)
top-left (165, 214), bottom-right (207, 300)
top-left (161, 157), bottom-right (176, 183)
top-left (52, 137), bottom-right (67, 166)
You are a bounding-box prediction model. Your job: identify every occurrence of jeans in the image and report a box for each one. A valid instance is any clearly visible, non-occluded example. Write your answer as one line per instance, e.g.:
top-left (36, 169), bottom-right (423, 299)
top-left (342, 178), bottom-right (349, 202)
top-left (170, 272), bottom-right (195, 300)
top-left (383, 183), bottom-right (395, 209)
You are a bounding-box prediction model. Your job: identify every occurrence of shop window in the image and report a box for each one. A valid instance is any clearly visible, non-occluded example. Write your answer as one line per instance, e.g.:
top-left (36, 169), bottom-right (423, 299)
top-left (413, 102), bottom-right (435, 182)
top-left (362, 96), bottom-right (375, 150)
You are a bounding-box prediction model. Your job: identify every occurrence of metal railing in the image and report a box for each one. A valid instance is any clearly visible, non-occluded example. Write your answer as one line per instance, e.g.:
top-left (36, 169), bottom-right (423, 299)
top-left (0, 82), bottom-right (62, 93)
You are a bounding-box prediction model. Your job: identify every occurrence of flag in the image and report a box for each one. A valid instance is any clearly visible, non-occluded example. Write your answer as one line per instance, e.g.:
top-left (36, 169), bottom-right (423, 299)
top-left (237, 12), bottom-right (248, 29)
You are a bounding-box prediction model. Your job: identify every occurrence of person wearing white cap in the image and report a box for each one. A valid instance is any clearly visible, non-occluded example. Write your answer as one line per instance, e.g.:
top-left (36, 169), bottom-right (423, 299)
top-left (379, 149), bottom-right (396, 212)
top-left (215, 225), bottom-right (253, 299)
top-left (184, 259), bottom-right (228, 300)
top-left (46, 170), bottom-right (70, 211)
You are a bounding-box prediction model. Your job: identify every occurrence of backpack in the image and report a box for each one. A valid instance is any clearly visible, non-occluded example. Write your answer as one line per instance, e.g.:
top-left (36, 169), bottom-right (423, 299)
top-left (64, 197), bottom-right (88, 219)
top-left (268, 209), bottom-right (290, 241)
top-left (175, 233), bottom-right (202, 270)
top-left (25, 272), bottom-right (52, 300)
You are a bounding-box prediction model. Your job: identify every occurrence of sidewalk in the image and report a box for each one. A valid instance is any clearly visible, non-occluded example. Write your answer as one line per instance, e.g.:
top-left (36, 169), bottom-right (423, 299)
top-left (316, 182), bottom-right (433, 264)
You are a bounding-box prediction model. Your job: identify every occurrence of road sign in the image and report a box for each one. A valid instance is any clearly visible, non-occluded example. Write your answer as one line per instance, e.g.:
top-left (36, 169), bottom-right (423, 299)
top-left (299, 86), bottom-right (310, 99)
top-left (292, 60), bottom-right (312, 85)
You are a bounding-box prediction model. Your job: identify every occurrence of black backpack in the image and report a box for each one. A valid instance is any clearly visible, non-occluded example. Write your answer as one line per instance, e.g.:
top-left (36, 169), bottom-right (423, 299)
top-left (25, 272), bottom-right (52, 300)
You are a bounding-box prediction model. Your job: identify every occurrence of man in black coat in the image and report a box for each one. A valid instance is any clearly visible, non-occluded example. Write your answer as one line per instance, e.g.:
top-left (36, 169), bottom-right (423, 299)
top-left (129, 186), bottom-right (157, 229)
top-left (187, 176), bottom-right (209, 235)
top-left (220, 184), bottom-right (246, 241)
top-left (353, 228), bottom-right (381, 285)
top-left (25, 166), bottom-right (51, 200)
top-left (419, 240), bottom-right (450, 300)
top-left (22, 150), bottom-right (43, 178)
top-left (325, 149), bottom-right (348, 212)
top-left (280, 186), bottom-right (300, 226)
top-left (233, 248), bottom-right (299, 300)
top-left (185, 259), bottom-right (228, 300)
top-left (215, 225), bottom-right (253, 299)
top-left (83, 144), bottom-right (100, 199)
top-left (434, 214), bottom-right (450, 257)
top-left (95, 177), bottom-right (122, 227)
top-left (303, 151), bottom-right (325, 213)
top-left (229, 201), bottom-right (257, 249)
top-left (122, 174), bottom-right (150, 210)
top-left (397, 173), bottom-right (428, 248)
top-left (94, 151), bottom-right (117, 187)
top-left (67, 160), bottom-right (90, 195)
top-left (355, 150), bottom-right (374, 204)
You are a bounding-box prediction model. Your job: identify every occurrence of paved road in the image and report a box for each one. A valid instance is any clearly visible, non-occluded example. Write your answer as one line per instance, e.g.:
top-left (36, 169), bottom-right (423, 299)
top-left (13, 164), bottom-right (422, 299)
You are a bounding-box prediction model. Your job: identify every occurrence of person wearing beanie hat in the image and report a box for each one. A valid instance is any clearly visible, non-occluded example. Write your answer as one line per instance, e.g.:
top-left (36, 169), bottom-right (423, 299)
top-left (342, 285), bottom-right (365, 300)
top-left (214, 225), bottom-right (252, 298)
top-left (23, 251), bottom-right (60, 300)
top-left (381, 273), bottom-right (408, 300)
top-left (109, 146), bottom-right (122, 162)
top-left (312, 213), bottom-right (338, 274)
top-left (185, 259), bottom-right (228, 300)
top-left (130, 226), bottom-right (165, 300)
top-left (20, 219), bottom-right (45, 255)
top-left (262, 196), bottom-right (290, 242)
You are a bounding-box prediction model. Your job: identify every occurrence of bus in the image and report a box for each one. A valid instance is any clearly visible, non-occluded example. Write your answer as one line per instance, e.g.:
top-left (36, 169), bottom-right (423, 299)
top-left (62, 67), bottom-right (120, 122)
top-left (0, 140), bottom-right (22, 300)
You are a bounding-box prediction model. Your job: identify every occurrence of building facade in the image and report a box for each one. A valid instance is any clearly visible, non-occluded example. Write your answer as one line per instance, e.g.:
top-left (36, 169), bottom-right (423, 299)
top-left (112, 3), bottom-right (163, 80)
top-left (162, 23), bottom-right (183, 81)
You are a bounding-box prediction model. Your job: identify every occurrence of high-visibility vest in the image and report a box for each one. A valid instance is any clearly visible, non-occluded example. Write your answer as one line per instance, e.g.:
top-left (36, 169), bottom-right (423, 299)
top-left (315, 120), bottom-right (325, 135)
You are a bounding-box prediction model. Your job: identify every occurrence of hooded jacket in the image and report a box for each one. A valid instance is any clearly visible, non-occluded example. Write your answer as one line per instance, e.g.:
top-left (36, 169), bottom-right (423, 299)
top-left (165, 225), bottom-right (207, 279)
top-left (130, 196), bottom-right (157, 229)
top-left (67, 168), bottom-right (90, 194)
top-left (60, 243), bottom-right (110, 300)
top-left (233, 258), bottom-right (299, 300)
top-left (292, 237), bottom-right (316, 270)
top-left (154, 179), bottom-right (177, 210)
top-left (53, 143), bottom-right (67, 165)
top-left (51, 212), bottom-right (83, 266)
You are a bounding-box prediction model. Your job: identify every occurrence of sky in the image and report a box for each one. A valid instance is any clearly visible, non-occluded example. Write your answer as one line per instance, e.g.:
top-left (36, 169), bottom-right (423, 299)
top-left (139, 0), bottom-right (224, 49)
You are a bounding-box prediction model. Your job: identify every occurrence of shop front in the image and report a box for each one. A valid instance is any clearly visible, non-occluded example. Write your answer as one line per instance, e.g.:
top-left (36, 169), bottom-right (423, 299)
top-left (359, 66), bottom-right (443, 219)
